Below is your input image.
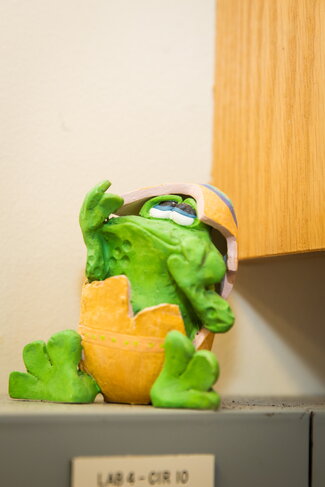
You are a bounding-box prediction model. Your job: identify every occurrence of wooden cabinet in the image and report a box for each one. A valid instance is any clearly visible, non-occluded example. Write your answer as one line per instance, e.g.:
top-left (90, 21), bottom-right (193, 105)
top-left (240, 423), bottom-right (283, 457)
top-left (212, 0), bottom-right (325, 259)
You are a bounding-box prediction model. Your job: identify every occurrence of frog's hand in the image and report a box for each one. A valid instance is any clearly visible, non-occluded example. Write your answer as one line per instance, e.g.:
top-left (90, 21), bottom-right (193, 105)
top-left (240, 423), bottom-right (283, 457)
top-left (79, 180), bottom-right (124, 281)
top-left (167, 243), bottom-right (235, 333)
top-left (9, 330), bottom-right (100, 403)
top-left (80, 180), bottom-right (124, 233)
top-left (150, 331), bottom-right (220, 410)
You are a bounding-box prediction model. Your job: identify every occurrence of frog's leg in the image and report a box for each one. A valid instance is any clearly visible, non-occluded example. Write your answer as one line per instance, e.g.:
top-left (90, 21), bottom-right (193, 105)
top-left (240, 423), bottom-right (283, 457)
top-left (150, 331), bottom-right (220, 409)
top-left (79, 180), bottom-right (124, 282)
top-left (167, 238), bottom-right (235, 333)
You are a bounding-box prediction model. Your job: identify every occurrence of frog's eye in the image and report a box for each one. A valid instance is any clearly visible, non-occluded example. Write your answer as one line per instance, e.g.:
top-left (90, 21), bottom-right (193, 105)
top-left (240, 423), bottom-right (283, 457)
top-left (175, 203), bottom-right (197, 217)
top-left (171, 203), bottom-right (197, 226)
top-left (147, 198), bottom-right (198, 226)
top-left (149, 200), bottom-right (177, 219)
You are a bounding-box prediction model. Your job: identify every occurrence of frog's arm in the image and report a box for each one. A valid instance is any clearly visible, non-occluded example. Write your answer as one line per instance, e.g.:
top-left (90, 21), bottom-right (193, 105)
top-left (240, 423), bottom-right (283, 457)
top-left (79, 180), bottom-right (123, 282)
top-left (167, 238), bottom-right (235, 333)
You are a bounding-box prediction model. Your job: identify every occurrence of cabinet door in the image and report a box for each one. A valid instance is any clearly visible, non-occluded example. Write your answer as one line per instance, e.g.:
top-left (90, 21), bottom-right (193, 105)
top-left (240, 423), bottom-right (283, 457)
top-left (313, 409), bottom-right (325, 487)
top-left (212, 0), bottom-right (325, 259)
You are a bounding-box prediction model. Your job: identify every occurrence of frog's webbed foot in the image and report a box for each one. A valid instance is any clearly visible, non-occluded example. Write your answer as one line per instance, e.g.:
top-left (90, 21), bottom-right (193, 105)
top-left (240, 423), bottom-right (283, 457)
top-left (150, 331), bottom-right (220, 410)
top-left (9, 330), bottom-right (100, 403)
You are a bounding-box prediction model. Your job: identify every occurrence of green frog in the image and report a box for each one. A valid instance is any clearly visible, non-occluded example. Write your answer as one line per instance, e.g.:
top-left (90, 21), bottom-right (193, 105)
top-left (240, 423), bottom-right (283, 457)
top-left (9, 180), bottom-right (236, 409)
top-left (79, 180), bottom-right (235, 409)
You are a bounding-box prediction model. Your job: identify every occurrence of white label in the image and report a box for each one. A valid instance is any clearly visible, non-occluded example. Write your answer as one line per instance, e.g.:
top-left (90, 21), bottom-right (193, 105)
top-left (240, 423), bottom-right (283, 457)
top-left (71, 454), bottom-right (214, 487)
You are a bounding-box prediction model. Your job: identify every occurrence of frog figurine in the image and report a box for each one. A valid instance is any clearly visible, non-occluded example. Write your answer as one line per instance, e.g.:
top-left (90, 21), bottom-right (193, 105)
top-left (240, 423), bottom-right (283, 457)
top-left (9, 180), bottom-right (238, 409)
top-left (78, 180), bottom-right (238, 409)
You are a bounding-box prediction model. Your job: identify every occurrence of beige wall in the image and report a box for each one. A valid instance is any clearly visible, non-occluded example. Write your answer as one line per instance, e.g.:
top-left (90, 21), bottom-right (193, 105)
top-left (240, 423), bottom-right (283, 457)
top-left (1, 1), bottom-right (324, 398)
top-left (214, 253), bottom-right (325, 397)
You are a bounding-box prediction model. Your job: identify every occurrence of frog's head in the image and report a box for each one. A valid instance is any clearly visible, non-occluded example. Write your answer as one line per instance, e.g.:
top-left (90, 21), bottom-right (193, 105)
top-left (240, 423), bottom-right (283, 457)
top-left (140, 194), bottom-right (199, 227)
top-left (132, 193), bottom-right (209, 243)
top-left (104, 193), bottom-right (208, 252)
top-left (115, 183), bottom-right (238, 298)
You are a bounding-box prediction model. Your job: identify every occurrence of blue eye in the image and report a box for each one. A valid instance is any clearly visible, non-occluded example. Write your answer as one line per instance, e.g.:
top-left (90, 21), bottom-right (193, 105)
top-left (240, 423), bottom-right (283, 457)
top-left (173, 203), bottom-right (196, 217)
top-left (154, 200), bottom-right (177, 211)
top-left (148, 200), bottom-right (177, 219)
top-left (148, 200), bottom-right (197, 226)
top-left (149, 205), bottom-right (171, 220)
top-left (170, 210), bottom-right (196, 226)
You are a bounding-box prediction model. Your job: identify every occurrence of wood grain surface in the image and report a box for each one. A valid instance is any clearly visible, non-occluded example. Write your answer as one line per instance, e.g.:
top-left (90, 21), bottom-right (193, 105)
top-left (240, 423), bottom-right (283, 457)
top-left (212, 0), bottom-right (325, 259)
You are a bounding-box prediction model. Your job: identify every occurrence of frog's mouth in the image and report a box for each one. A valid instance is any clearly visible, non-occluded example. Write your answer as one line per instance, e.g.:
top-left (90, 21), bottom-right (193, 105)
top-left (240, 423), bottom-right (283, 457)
top-left (103, 215), bottom-right (183, 248)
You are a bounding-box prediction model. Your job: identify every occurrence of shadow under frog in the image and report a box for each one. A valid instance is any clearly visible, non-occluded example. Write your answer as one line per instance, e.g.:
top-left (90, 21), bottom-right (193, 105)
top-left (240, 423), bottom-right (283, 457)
top-left (9, 180), bottom-right (237, 409)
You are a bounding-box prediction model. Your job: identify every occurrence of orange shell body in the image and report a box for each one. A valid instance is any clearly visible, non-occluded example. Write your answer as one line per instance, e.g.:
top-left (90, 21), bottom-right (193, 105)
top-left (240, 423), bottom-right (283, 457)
top-left (79, 275), bottom-right (188, 404)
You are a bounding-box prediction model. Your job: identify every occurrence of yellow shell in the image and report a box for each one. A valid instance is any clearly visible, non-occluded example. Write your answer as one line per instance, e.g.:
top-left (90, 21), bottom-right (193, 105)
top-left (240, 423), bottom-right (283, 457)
top-left (78, 275), bottom-right (187, 404)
